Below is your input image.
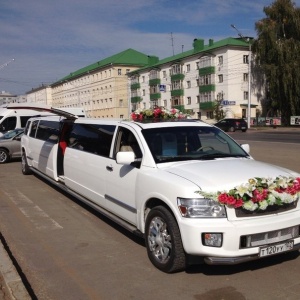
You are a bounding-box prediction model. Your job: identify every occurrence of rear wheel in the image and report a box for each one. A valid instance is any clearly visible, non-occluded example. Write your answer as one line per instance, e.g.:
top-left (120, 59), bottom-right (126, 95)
top-left (21, 151), bottom-right (32, 175)
top-left (0, 148), bottom-right (9, 164)
top-left (145, 206), bottom-right (186, 273)
top-left (229, 126), bottom-right (235, 132)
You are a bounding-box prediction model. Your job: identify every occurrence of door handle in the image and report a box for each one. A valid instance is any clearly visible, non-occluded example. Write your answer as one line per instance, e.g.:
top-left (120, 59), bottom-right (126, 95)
top-left (106, 165), bottom-right (113, 172)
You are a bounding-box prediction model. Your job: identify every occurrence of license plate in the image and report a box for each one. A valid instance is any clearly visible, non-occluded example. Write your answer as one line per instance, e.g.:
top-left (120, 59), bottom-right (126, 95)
top-left (259, 240), bottom-right (294, 257)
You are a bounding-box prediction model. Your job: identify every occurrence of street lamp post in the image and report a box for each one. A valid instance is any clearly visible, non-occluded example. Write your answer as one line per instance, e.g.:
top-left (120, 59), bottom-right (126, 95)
top-left (231, 24), bottom-right (252, 128)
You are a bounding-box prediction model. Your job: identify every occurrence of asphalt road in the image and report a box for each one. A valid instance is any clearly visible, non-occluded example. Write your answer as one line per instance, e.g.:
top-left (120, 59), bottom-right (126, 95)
top-left (0, 129), bottom-right (300, 300)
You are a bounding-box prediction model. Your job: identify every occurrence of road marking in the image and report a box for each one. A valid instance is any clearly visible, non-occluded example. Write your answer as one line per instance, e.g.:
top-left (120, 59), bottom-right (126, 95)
top-left (4, 191), bottom-right (63, 231)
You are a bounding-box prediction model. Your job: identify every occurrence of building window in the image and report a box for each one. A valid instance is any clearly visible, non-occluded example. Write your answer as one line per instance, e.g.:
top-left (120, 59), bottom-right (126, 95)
top-left (218, 75), bottom-right (223, 83)
top-left (186, 64), bottom-right (190, 72)
top-left (171, 64), bottom-right (182, 75)
top-left (163, 70), bottom-right (167, 78)
top-left (118, 69), bottom-right (122, 75)
top-left (206, 111), bottom-right (214, 119)
top-left (242, 109), bottom-right (246, 118)
top-left (199, 56), bottom-right (212, 68)
top-left (142, 89), bottom-right (145, 96)
top-left (243, 73), bottom-right (248, 82)
top-left (243, 55), bottom-right (249, 64)
top-left (187, 81), bottom-right (191, 88)
top-left (163, 100), bottom-right (167, 107)
top-left (218, 56), bottom-right (223, 65)
top-left (142, 76), bottom-right (145, 83)
top-left (126, 69), bottom-right (130, 74)
top-left (152, 100), bottom-right (158, 107)
top-left (196, 95), bottom-right (200, 104)
top-left (244, 91), bottom-right (249, 100)
top-left (196, 61), bottom-right (199, 69)
top-left (187, 97), bottom-right (191, 105)
top-left (119, 99), bottom-right (123, 107)
top-left (200, 75), bottom-right (211, 85)
top-left (120, 114), bottom-right (124, 119)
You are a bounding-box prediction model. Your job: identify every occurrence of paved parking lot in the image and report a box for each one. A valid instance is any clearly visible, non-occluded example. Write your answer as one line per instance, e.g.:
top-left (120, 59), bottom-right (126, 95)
top-left (0, 131), bottom-right (300, 300)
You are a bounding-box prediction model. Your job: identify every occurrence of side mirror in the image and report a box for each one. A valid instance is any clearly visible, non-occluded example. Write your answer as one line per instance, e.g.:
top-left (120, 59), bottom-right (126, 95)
top-left (116, 151), bottom-right (135, 165)
top-left (241, 144), bottom-right (250, 153)
top-left (14, 136), bottom-right (22, 141)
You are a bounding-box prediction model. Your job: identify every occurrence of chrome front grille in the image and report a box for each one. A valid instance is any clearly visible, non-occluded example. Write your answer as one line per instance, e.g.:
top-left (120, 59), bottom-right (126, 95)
top-left (240, 225), bottom-right (300, 248)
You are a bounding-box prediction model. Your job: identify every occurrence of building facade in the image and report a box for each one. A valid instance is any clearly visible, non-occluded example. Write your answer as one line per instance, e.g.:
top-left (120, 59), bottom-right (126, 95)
top-left (0, 91), bottom-right (18, 106)
top-left (26, 85), bottom-right (53, 106)
top-left (129, 37), bottom-right (261, 123)
top-left (50, 49), bottom-right (150, 118)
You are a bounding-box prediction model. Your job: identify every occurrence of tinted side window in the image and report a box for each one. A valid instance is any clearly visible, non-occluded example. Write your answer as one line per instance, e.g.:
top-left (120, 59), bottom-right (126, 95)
top-left (29, 120), bottom-right (39, 138)
top-left (69, 123), bottom-right (116, 157)
top-left (36, 120), bottom-right (60, 143)
top-left (21, 116), bottom-right (33, 128)
top-left (0, 116), bottom-right (17, 132)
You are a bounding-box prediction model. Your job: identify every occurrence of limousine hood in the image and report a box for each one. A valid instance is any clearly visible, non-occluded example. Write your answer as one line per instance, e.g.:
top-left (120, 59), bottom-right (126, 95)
top-left (164, 158), bottom-right (299, 192)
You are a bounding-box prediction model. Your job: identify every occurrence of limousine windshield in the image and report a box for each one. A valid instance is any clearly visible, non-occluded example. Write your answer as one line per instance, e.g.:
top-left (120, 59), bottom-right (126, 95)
top-left (142, 126), bottom-right (249, 163)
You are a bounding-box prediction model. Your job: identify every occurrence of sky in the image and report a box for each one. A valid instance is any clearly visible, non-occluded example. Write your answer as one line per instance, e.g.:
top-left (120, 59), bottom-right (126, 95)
top-left (1, 0), bottom-right (299, 96)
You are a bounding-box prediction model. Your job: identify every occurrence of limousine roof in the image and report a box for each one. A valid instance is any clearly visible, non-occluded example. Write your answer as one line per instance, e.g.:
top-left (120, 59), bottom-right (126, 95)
top-left (6, 104), bottom-right (78, 119)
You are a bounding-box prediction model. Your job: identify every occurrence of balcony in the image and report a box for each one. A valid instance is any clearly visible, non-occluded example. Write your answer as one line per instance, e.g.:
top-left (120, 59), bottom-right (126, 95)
top-left (171, 74), bottom-right (185, 81)
top-left (171, 89), bottom-right (184, 97)
top-left (131, 83), bottom-right (140, 90)
top-left (199, 84), bottom-right (215, 93)
top-left (150, 93), bottom-right (161, 100)
top-left (199, 66), bottom-right (215, 75)
top-left (200, 101), bottom-right (215, 110)
top-left (131, 96), bottom-right (142, 103)
top-left (149, 78), bottom-right (161, 86)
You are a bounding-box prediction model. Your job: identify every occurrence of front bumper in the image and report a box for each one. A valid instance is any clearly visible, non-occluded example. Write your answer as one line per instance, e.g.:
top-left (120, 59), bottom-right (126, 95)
top-left (203, 242), bottom-right (300, 265)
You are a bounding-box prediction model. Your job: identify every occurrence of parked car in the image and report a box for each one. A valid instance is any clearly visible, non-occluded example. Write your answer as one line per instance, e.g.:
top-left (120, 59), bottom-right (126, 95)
top-left (215, 118), bottom-right (248, 132)
top-left (0, 128), bottom-right (24, 163)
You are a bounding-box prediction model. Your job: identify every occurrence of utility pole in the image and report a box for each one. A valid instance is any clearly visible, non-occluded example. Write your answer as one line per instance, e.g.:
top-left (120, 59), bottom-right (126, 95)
top-left (0, 59), bottom-right (15, 70)
top-left (170, 32), bottom-right (175, 56)
top-left (231, 24), bottom-right (252, 128)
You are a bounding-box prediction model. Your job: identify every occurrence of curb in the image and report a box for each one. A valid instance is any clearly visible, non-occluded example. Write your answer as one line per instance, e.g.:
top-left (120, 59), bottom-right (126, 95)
top-left (0, 241), bottom-right (30, 300)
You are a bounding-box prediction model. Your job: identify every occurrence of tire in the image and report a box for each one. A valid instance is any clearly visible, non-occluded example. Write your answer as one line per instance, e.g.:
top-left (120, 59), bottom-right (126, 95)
top-left (145, 206), bottom-right (186, 273)
top-left (242, 129), bottom-right (247, 132)
top-left (21, 151), bottom-right (32, 175)
top-left (0, 148), bottom-right (9, 164)
top-left (229, 126), bottom-right (235, 132)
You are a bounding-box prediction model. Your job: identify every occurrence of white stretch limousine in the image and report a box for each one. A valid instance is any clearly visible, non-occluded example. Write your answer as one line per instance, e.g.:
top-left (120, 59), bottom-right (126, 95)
top-left (20, 111), bottom-right (300, 273)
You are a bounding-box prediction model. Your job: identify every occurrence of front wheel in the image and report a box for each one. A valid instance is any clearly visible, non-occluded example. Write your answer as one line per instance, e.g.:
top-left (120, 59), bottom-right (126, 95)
top-left (21, 151), bottom-right (32, 175)
top-left (145, 206), bottom-right (186, 273)
top-left (0, 148), bottom-right (9, 164)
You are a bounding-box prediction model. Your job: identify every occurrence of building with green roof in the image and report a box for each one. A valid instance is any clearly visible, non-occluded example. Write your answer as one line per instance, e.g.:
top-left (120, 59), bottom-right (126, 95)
top-left (51, 48), bottom-right (150, 118)
top-left (128, 37), bottom-right (261, 124)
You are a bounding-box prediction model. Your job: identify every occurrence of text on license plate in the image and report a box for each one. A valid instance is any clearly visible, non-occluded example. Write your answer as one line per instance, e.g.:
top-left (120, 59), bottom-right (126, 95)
top-left (259, 240), bottom-right (294, 257)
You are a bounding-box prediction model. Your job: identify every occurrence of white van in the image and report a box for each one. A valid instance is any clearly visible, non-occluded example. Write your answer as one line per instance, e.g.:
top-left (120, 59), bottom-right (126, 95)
top-left (20, 111), bottom-right (300, 273)
top-left (0, 104), bottom-right (86, 136)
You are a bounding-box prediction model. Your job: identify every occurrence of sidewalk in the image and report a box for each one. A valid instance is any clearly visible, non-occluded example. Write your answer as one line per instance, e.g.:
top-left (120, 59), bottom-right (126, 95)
top-left (0, 239), bottom-right (30, 300)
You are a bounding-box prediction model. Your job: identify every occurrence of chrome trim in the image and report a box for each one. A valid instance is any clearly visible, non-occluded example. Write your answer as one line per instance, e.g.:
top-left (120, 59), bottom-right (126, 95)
top-left (105, 194), bottom-right (137, 213)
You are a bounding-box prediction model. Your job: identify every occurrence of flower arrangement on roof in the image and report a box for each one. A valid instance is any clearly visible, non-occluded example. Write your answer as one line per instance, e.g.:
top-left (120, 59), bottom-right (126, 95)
top-left (197, 176), bottom-right (300, 212)
top-left (131, 107), bottom-right (187, 121)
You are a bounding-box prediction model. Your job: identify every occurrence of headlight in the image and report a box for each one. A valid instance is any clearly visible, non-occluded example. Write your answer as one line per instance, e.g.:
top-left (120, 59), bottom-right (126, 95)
top-left (177, 198), bottom-right (226, 218)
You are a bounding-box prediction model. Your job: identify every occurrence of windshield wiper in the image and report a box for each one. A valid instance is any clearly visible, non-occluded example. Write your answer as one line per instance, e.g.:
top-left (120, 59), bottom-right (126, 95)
top-left (199, 153), bottom-right (248, 160)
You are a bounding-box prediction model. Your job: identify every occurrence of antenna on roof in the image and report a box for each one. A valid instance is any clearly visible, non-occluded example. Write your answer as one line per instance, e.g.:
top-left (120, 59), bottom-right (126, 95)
top-left (170, 32), bottom-right (175, 56)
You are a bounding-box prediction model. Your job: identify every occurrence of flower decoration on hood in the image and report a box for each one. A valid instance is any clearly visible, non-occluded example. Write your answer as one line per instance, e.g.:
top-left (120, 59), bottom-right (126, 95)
top-left (197, 176), bottom-right (300, 212)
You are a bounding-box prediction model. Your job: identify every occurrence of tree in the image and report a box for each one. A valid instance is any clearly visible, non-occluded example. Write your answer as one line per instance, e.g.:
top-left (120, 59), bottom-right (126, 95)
top-left (252, 0), bottom-right (300, 125)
